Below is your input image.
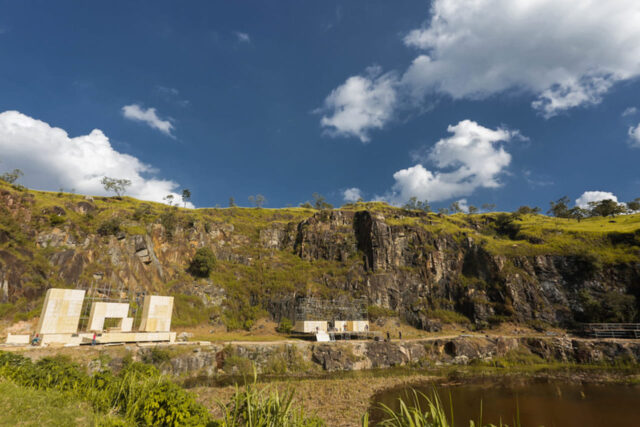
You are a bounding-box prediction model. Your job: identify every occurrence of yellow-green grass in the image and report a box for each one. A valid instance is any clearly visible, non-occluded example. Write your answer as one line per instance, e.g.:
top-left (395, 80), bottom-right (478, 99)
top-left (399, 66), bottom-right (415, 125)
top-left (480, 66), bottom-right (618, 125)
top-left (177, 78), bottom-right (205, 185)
top-left (0, 379), bottom-right (126, 426)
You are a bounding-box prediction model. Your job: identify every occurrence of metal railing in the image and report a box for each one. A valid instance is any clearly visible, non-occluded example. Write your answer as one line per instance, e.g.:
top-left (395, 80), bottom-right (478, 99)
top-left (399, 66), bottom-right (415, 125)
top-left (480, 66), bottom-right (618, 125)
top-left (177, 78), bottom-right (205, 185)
top-left (580, 323), bottom-right (640, 339)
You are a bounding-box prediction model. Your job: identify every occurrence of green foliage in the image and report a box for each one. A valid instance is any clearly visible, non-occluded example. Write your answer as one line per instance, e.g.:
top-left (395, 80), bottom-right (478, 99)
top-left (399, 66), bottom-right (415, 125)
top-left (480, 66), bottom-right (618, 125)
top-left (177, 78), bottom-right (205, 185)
top-left (0, 352), bottom-right (212, 426)
top-left (101, 176), bottom-right (131, 198)
top-left (0, 380), bottom-right (117, 426)
top-left (188, 247), bottom-right (217, 278)
top-left (312, 193), bottom-right (333, 210)
top-left (472, 348), bottom-right (545, 368)
top-left (182, 188), bottom-right (192, 207)
top-left (404, 197), bottom-right (431, 212)
top-left (588, 199), bottom-right (626, 217)
top-left (493, 214), bottom-right (521, 239)
top-left (217, 370), bottom-right (324, 426)
top-left (367, 305), bottom-right (397, 321)
top-left (299, 201), bottom-right (314, 209)
top-left (132, 203), bottom-right (153, 221)
top-left (49, 213), bottom-right (66, 226)
top-left (159, 209), bottom-right (178, 239)
top-left (141, 348), bottom-right (172, 366)
top-left (277, 317), bottom-right (293, 334)
top-left (627, 198), bottom-right (640, 212)
top-left (223, 355), bottom-right (254, 376)
top-left (173, 294), bottom-right (215, 327)
top-left (548, 196), bottom-right (571, 218)
top-left (97, 217), bottom-right (122, 236)
top-left (366, 388), bottom-right (521, 427)
top-left (426, 309), bottom-right (471, 324)
top-left (248, 194), bottom-right (267, 208)
top-left (514, 206), bottom-right (541, 216)
top-left (578, 290), bottom-right (638, 323)
top-left (0, 168), bottom-right (23, 184)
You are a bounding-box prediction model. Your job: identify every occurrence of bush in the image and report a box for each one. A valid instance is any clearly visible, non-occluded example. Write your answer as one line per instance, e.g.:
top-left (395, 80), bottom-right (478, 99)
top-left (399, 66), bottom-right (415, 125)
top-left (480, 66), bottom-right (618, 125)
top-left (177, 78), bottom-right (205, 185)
top-left (187, 247), bottom-right (217, 278)
top-left (49, 214), bottom-right (65, 226)
top-left (0, 351), bottom-right (213, 426)
top-left (427, 309), bottom-right (471, 324)
top-left (160, 209), bottom-right (178, 240)
top-left (277, 317), bottom-right (293, 334)
top-left (367, 305), bottom-right (396, 321)
top-left (97, 218), bottom-right (121, 236)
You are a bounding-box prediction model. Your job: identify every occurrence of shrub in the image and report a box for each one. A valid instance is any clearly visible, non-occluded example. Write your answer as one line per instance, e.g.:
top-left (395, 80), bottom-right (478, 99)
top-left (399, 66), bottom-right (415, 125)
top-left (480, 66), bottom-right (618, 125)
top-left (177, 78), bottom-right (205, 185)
top-left (141, 348), bottom-right (172, 366)
top-left (187, 247), bottom-right (217, 278)
top-left (0, 351), bottom-right (213, 426)
top-left (49, 214), bottom-right (65, 226)
top-left (367, 305), bottom-right (397, 321)
top-left (160, 209), bottom-right (178, 240)
top-left (173, 294), bottom-right (214, 327)
top-left (427, 309), bottom-right (471, 324)
top-left (97, 218), bottom-right (121, 236)
top-left (132, 203), bottom-right (152, 221)
top-left (277, 317), bottom-right (293, 334)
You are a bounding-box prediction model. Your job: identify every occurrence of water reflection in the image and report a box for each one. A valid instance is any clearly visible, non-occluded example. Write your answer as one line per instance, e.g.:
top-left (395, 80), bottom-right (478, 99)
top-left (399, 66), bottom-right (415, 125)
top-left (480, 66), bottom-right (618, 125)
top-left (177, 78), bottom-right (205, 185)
top-left (370, 379), bottom-right (640, 426)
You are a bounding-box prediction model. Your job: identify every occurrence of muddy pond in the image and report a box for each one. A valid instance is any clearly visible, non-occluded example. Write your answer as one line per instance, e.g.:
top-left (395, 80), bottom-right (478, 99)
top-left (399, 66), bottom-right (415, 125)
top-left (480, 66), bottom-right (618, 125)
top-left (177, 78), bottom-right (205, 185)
top-left (370, 378), bottom-right (640, 426)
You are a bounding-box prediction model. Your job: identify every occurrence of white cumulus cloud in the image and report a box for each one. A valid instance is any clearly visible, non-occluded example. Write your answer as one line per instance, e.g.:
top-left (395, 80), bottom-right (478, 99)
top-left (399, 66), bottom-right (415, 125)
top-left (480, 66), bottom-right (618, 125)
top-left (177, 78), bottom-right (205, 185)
top-left (122, 104), bottom-right (174, 136)
top-left (387, 120), bottom-right (515, 204)
top-left (628, 123), bottom-right (640, 148)
top-left (343, 187), bottom-right (363, 202)
top-left (320, 66), bottom-right (398, 143)
top-left (321, 0), bottom-right (640, 141)
top-left (622, 107), bottom-right (638, 117)
top-left (0, 111), bottom-right (193, 207)
top-left (575, 191), bottom-right (619, 208)
top-left (402, 0), bottom-right (640, 118)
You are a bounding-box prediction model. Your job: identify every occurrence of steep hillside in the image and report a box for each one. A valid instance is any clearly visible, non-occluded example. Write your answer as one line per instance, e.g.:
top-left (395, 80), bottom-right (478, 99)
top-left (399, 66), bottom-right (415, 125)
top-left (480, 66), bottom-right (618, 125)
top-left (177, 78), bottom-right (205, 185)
top-left (1, 180), bottom-right (639, 331)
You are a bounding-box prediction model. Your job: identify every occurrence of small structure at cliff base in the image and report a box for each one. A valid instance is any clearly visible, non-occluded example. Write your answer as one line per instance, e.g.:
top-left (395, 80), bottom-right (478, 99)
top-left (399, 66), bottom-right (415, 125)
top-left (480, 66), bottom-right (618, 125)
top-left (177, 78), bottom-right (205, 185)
top-left (292, 297), bottom-right (374, 341)
top-left (6, 288), bottom-right (176, 346)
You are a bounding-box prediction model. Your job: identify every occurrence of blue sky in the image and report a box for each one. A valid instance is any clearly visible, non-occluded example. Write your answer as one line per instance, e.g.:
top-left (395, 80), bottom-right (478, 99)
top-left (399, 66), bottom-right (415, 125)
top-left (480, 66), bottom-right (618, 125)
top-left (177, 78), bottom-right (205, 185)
top-left (0, 0), bottom-right (639, 211)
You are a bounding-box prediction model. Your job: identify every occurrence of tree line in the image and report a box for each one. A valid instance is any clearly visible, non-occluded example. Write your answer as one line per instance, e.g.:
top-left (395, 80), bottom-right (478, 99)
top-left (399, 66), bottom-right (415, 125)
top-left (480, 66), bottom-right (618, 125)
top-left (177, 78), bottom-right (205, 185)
top-left (2, 167), bottom-right (639, 218)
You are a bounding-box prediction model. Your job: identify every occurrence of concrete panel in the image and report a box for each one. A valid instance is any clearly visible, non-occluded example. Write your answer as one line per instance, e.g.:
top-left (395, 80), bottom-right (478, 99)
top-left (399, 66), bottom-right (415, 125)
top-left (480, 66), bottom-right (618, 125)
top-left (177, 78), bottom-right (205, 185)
top-left (5, 333), bottom-right (30, 345)
top-left (121, 317), bottom-right (134, 332)
top-left (36, 288), bottom-right (85, 334)
top-left (347, 320), bottom-right (369, 332)
top-left (139, 295), bottom-right (174, 332)
top-left (87, 302), bottom-right (130, 332)
top-left (316, 331), bottom-right (330, 342)
top-left (333, 320), bottom-right (347, 332)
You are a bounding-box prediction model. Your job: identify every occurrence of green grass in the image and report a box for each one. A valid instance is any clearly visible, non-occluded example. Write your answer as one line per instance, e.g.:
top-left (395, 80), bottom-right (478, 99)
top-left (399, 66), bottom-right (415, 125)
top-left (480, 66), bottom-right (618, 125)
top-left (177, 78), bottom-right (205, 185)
top-left (0, 380), bottom-right (125, 426)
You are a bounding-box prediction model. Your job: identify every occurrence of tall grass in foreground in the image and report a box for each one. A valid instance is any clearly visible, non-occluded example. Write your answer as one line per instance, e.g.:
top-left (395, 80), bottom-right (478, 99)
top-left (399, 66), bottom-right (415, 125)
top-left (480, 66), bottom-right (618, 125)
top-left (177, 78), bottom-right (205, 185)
top-left (363, 389), bottom-right (521, 427)
top-left (216, 369), bottom-right (324, 427)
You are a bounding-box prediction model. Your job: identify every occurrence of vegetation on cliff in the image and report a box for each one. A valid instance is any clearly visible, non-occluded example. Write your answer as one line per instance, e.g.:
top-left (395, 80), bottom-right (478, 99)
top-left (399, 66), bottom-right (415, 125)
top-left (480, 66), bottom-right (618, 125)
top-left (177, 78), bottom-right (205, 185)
top-left (1, 179), bottom-right (639, 331)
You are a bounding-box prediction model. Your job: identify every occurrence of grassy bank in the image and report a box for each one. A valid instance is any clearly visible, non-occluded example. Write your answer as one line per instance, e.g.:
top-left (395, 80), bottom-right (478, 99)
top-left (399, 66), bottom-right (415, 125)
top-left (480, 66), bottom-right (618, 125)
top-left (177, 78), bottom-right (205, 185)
top-left (0, 380), bottom-right (118, 426)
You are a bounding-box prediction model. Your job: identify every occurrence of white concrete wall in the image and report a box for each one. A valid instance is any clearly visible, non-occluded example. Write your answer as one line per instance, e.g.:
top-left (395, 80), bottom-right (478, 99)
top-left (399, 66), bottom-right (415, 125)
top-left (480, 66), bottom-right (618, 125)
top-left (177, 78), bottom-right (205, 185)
top-left (88, 302), bottom-right (130, 332)
top-left (347, 320), bottom-right (369, 332)
top-left (293, 320), bottom-right (328, 333)
top-left (333, 320), bottom-right (347, 332)
top-left (5, 333), bottom-right (30, 345)
top-left (139, 295), bottom-right (174, 332)
top-left (36, 288), bottom-right (85, 335)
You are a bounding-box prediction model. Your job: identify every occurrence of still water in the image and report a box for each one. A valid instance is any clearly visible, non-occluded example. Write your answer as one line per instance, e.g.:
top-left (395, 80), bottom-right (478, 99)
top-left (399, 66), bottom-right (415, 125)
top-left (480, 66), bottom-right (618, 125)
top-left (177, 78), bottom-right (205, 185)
top-left (370, 379), bottom-right (640, 426)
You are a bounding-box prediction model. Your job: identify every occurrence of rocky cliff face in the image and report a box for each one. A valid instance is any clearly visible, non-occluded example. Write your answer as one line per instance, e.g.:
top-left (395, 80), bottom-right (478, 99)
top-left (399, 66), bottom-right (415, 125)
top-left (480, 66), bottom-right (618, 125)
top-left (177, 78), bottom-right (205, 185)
top-left (1, 185), bottom-right (639, 329)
